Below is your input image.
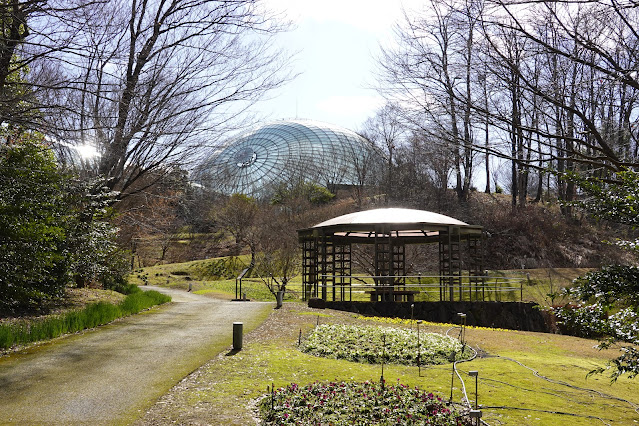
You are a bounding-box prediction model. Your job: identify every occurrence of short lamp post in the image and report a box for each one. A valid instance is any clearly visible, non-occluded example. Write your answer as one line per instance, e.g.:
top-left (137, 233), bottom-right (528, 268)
top-left (457, 312), bottom-right (467, 345)
top-left (411, 303), bottom-right (415, 329)
top-left (416, 320), bottom-right (423, 376)
top-left (469, 409), bottom-right (482, 426)
top-left (380, 334), bottom-right (386, 388)
top-left (469, 370), bottom-right (478, 409)
top-left (468, 372), bottom-right (482, 425)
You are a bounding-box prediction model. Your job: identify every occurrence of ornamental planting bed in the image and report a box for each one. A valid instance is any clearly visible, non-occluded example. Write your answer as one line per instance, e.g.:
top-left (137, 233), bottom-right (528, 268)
top-left (301, 323), bottom-right (473, 365)
top-left (259, 380), bottom-right (472, 425)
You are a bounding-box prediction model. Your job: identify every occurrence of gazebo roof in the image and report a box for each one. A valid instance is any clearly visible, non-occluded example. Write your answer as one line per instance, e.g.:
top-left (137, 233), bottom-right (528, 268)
top-left (313, 208), bottom-right (468, 228)
top-left (299, 208), bottom-right (481, 243)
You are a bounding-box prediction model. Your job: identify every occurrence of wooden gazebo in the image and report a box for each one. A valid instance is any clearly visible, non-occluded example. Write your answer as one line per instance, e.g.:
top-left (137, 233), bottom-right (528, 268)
top-left (297, 208), bottom-right (484, 302)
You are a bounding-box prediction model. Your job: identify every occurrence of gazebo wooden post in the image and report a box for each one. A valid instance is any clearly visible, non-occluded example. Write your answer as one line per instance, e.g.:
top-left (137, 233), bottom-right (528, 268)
top-left (333, 241), bottom-right (351, 301)
top-left (301, 236), bottom-right (315, 300)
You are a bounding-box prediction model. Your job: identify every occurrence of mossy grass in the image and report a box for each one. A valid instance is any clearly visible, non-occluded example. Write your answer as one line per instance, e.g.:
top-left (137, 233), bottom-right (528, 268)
top-left (0, 287), bottom-right (171, 350)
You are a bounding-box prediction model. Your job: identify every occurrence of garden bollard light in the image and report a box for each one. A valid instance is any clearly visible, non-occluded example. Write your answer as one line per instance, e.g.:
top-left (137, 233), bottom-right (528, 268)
top-left (469, 409), bottom-right (482, 426)
top-left (410, 303), bottom-right (415, 329)
top-left (380, 334), bottom-right (386, 388)
top-left (449, 350), bottom-right (456, 403)
top-left (469, 370), bottom-right (478, 409)
top-left (417, 320), bottom-right (423, 376)
top-left (457, 313), bottom-right (467, 345)
top-left (271, 383), bottom-right (274, 410)
top-left (233, 322), bottom-right (243, 350)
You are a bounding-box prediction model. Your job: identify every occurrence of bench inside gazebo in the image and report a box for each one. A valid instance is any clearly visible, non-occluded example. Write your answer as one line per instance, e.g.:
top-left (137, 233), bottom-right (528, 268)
top-left (297, 208), bottom-right (485, 302)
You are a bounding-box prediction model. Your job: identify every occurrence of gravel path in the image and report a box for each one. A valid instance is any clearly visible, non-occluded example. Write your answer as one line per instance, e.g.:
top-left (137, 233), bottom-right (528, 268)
top-left (0, 287), bottom-right (272, 425)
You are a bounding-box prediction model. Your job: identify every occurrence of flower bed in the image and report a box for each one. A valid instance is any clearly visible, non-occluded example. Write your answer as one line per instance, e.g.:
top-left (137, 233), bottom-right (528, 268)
top-left (259, 381), bottom-right (472, 425)
top-left (302, 324), bottom-right (471, 365)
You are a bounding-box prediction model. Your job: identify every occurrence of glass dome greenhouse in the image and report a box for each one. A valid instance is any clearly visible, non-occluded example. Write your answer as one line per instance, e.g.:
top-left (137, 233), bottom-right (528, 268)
top-left (195, 119), bottom-right (383, 197)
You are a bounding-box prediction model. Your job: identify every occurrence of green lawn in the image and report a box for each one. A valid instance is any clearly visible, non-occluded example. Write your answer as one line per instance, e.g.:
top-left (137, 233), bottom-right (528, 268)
top-left (138, 303), bottom-right (639, 425)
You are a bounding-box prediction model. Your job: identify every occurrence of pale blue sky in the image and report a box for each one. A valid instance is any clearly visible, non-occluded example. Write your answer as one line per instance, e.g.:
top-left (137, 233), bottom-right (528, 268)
top-left (255, 0), bottom-right (421, 132)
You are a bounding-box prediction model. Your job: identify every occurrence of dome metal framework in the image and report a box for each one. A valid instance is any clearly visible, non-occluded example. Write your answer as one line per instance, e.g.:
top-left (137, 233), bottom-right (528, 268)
top-left (196, 119), bottom-right (383, 197)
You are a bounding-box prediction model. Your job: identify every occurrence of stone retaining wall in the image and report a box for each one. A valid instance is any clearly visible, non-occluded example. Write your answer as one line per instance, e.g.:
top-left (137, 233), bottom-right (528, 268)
top-left (308, 299), bottom-right (554, 333)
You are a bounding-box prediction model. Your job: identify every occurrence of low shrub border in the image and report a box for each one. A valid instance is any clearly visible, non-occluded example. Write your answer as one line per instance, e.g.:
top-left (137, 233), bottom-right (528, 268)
top-left (0, 286), bottom-right (171, 350)
top-left (258, 380), bottom-right (472, 425)
top-left (301, 324), bottom-right (472, 365)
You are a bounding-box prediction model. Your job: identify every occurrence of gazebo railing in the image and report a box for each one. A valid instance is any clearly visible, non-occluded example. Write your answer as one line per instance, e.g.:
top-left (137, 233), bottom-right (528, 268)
top-left (310, 274), bottom-right (525, 302)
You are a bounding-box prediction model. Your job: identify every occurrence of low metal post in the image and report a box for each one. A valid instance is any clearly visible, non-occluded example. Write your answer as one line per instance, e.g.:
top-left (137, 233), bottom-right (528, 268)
top-left (469, 370), bottom-right (478, 409)
top-left (233, 322), bottom-right (243, 351)
top-left (417, 320), bottom-right (422, 376)
top-left (457, 313), bottom-right (466, 345)
top-left (380, 334), bottom-right (386, 388)
top-left (411, 303), bottom-right (415, 329)
top-left (469, 409), bottom-right (482, 425)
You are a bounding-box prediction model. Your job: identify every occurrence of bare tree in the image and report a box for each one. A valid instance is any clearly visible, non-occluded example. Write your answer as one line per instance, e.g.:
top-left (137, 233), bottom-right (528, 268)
top-left (65, 1), bottom-right (291, 197)
top-left (377, 0), bottom-right (483, 202)
top-left (378, 0), bottom-right (639, 215)
top-left (481, 0), bottom-right (639, 174)
top-left (0, 1), bottom-right (103, 134)
top-left (2, 1), bottom-right (291, 197)
top-left (361, 103), bottom-right (404, 204)
top-left (253, 204), bottom-right (301, 304)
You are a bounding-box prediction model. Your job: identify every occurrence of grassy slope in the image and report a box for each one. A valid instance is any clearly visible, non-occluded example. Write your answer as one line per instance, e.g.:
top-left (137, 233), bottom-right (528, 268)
top-left (128, 258), bottom-right (299, 302)
top-left (138, 303), bottom-right (639, 425)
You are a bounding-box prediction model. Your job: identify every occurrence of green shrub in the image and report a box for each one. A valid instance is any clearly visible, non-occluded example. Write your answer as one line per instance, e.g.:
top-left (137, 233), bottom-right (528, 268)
top-left (270, 181), bottom-right (335, 205)
top-left (0, 137), bottom-right (127, 315)
top-left (0, 139), bottom-right (71, 314)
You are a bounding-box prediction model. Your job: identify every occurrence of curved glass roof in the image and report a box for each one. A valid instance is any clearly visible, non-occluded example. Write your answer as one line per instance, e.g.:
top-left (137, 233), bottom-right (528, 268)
top-left (195, 119), bottom-right (383, 197)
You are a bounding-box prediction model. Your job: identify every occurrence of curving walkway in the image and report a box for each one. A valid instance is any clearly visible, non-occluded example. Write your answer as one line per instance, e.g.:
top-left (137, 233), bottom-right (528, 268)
top-left (0, 287), bottom-right (271, 425)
